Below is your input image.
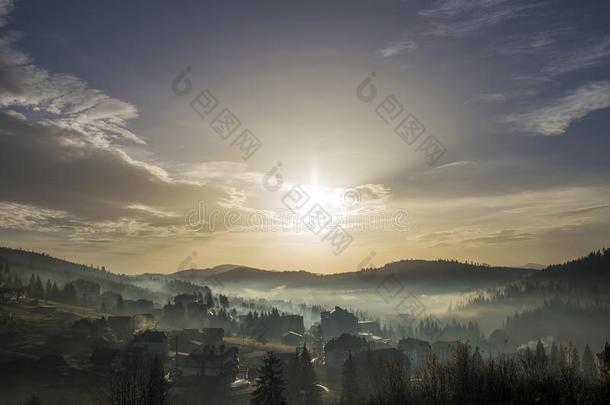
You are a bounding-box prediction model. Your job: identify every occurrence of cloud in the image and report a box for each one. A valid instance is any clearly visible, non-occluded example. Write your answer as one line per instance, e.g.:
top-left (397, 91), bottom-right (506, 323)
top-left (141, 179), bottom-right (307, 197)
top-left (504, 81), bottom-right (610, 135)
top-left (543, 36), bottom-right (610, 77)
top-left (418, 0), bottom-right (539, 37)
top-left (377, 38), bottom-right (418, 58)
top-left (0, 30), bottom-right (142, 145)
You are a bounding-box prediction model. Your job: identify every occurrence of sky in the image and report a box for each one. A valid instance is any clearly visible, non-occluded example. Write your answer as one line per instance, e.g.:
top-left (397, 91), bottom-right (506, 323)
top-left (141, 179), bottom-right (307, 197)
top-left (1, 0), bottom-right (609, 274)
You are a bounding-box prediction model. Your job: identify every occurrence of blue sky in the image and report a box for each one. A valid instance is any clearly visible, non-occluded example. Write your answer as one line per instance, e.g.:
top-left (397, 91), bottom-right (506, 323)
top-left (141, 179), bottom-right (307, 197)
top-left (1, 0), bottom-right (609, 273)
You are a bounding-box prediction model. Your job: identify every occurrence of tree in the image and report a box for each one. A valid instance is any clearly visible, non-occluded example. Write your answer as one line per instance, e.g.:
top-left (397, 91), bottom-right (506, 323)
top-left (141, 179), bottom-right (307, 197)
top-left (117, 294), bottom-right (125, 313)
top-left (251, 352), bottom-right (286, 405)
top-left (62, 282), bottom-right (77, 305)
top-left (286, 348), bottom-right (300, 404)
top-left (204, 291), bottom-right (214, 308)
top-left (299, 345), bottom-right (321, 405)
top-left (535, 340), bottom-right (548, 369)
top-left (147, 354), bottom-right (170, 405)
top-left (219, 294), bottom-right (229, 309)
top-left (582, 344), bottom-right (597, 381)
top-left (45, 279), bottom-right (53, 299)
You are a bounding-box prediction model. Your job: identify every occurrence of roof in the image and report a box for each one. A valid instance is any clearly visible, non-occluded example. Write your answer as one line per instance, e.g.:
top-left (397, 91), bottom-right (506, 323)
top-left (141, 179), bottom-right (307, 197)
top-left (325, 333), bottom-right (368, 352)
top-left (133, 330), bottom-right (167, 343)
top-left (282, 331), bottom-right (303, 338)
top-left (398, 337), bottom-right (431, 351)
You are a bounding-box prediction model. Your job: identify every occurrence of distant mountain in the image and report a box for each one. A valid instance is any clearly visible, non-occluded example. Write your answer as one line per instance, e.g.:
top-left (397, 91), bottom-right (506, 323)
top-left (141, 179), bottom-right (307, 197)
top-left (520, 263), bottom-right (546, 270)
top-left (168, 259), bottom-right (534, 293)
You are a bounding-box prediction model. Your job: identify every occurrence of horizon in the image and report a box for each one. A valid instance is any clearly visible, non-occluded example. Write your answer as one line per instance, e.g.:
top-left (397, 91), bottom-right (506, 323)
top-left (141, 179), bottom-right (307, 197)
top-left (1, 0), bottom-right (610, 274)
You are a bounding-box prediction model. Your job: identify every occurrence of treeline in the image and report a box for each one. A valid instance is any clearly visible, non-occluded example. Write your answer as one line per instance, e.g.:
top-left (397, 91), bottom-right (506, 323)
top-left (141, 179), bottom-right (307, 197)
top-left (0, 265), bottom-right (81, 305)
top-left (240, 308), bottom-right (304, 341)
top-left (505, 298), bottom-right (610, 349)
top-left (390, 318), bottom-right (482, 343)
top-left (344, 341), bottom-right (610, 405)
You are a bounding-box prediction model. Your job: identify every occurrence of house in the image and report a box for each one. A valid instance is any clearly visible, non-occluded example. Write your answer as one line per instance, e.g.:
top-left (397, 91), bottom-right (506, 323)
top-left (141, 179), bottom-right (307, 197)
top-left (321, 306), bottom-right (359, 339)
top-left (108, 316), bottom-right (134, 339)
top-left (324, 333), bottom-right (369, 369)
top-left (71, 318), bottom-right (95, 338)
top-left (281, 331), bottom-right (303, 346)
top-left (180, 346), bottom-right (239, 381)
top-left (353, 348), bottom-right (408, 369)
top-left (130, 330), bottom-right (169, 358)
top-left (0, 287), bottom-right (27, 303)
top-left (358, 320), bottom-right (383, 336)
top-left (202, 327), bottom-right (224, 346)
top-left (398, 337), bottom-right (431, 368)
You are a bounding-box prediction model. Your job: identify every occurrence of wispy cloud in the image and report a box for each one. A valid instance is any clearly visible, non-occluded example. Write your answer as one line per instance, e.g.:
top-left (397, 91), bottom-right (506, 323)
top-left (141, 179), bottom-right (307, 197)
top-left (419, 0), bottom-right (540, 37)
top-left (543, 36), bottom-right (610, 77)
top-left (504, 81), bottom-right (610, 135)
top-left (377, 38), bottom-right (418, 58)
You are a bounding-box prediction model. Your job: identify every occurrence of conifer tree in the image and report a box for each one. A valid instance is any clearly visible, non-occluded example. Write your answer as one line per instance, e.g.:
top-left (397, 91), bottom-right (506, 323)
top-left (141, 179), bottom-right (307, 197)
top-left (251, 352), bottom-right (286, 405)
top-left (582, 344), bottom-right (597, 381)
top-left (300, 345), bottom-right (321, 405)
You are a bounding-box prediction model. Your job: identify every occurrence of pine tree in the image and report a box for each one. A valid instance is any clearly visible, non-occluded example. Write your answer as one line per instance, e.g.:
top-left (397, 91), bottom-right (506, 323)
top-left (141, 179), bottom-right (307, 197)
top-left (251, 352), bottom-right (286, 405)
top-left (299, 345), bottom-right (321, 405)
top-left (550, 342), bottom-right (560, 372)
top-left (51, 282), bottom-right (60, 301)
top-left (45, 279), bottom-right (52, 299)
top-left (286, 348), bottom-right (300, 404)
top-left (582, 344), bottom-right (597, 380)
top-left (535, 340), bottom-right (548, 373)
top-left (62, 282), bottom-right (77, 305)
top-left (147, 354), bottom-right (170, 405)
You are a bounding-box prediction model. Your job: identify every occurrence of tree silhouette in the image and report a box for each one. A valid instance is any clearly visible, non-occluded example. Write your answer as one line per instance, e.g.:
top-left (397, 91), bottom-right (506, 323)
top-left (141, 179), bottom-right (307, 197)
top-left (251, 352), bottom-right (286, 405)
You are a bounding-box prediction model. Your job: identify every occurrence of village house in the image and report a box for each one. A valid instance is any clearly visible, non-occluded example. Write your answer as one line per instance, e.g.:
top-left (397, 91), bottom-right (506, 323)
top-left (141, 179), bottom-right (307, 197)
top-left (281, 331), bottom-right (303, 346)
top-left (129, 330), bottom-right (169, 358)
top-left (353, 348), bottom-right (409, 369)
top-left (398, 337), bottom-right (432, 368)
top-left (321, 306), bottom-right (359, 339)
top-left (324, 333), bottom-right (369, 369)
top-left (107, 315), bottom-right (134, 340)
top-left (180, 346), bottom-right (239, 381)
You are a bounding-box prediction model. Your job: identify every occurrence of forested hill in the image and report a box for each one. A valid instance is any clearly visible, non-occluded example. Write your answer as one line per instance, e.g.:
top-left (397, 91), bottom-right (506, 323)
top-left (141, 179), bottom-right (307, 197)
top-left (531, 248), bottom-right (610, 285)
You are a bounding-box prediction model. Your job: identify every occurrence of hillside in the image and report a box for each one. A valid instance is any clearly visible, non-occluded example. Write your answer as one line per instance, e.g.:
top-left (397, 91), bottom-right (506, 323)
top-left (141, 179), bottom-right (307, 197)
top-left (167, 259), bottom-right (534, 293)
top-left (0, 247), bottom-right (205, 302)
top-left (530, 248), bottom-right (610, 285)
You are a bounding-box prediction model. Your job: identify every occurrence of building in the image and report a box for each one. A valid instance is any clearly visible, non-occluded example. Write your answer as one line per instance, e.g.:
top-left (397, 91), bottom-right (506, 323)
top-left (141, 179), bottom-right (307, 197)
top-left (108, 315), bottom-right (134, 339)
top-left (398, 337), bottom-right (431, 368)
top-left (180, 346), bottom-right (239, 381)
top-left (353, 348), bottom-right (408, 369)
top-left (320, 306), bottom-right (359, 339)
top-left (130, 330), bottom-right (169, 358)
top-left (358, 320), bottom-right (383, 336)
top-left (281, 331), bottom-right (303, 346)
top-left (202, 327), bottom-right (224, 346)
top-left (324, 333), bottom-right (369, 369)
